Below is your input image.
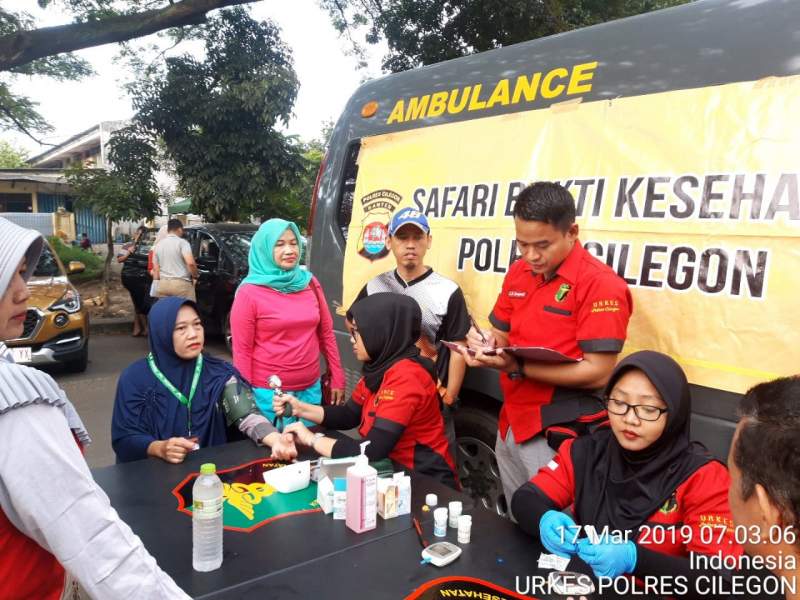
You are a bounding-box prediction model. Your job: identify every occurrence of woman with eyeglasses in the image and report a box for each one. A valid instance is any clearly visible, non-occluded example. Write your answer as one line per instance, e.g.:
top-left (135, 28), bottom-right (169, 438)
top-left (511, 351), bottom-right (742, 593)
top-left (272, 293), bottom-right (457, 487)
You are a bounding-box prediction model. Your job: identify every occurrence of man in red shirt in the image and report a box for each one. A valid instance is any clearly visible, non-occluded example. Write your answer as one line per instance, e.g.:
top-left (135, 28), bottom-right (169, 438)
top-left (464, 181), bottom-right (633, 511)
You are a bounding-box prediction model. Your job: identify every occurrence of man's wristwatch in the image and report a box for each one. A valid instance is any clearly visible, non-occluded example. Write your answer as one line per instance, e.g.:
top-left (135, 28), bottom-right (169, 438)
top-left (508, 357), bottom-right (525, 380)
top-left (310, 432), bottom-right (325, 452)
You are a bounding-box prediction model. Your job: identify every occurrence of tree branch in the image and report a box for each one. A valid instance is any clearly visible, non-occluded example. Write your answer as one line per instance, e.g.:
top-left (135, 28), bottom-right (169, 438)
top-left (0, 0), bottom-right (260, 72)
top-left (0, 102), bottom-right (56, 147)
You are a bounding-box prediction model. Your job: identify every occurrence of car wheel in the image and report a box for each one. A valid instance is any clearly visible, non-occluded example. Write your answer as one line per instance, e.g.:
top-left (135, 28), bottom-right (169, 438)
top-left (453, 405), bottom-right (505, 518)
top-left (66, 341), bottom-right (89, 373)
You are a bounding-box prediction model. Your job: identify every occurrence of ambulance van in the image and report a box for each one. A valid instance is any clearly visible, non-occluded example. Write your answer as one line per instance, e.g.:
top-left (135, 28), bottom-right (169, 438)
top-left (307, 0), bottom-right (800, 516)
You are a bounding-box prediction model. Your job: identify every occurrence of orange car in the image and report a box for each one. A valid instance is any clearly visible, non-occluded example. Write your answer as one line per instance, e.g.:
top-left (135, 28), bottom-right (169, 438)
top-left (5, 239), bottom-right (90, 372)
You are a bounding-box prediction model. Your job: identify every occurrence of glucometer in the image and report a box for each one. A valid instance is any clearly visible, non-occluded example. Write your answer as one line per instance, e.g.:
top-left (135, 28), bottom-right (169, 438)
top-left (421, 541), bottom-right (462, 567)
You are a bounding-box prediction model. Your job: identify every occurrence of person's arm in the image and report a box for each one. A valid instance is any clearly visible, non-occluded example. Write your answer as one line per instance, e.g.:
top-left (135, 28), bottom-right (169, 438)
top-left (111, 379), bottom-right (156, 463)
top-left (183, 251), bottom-right (199, 280)
top-left (312, 278), bottom-right (346, 398)
top-left (466, 274), bottom-right (631, 389)
top-left (274, 393), bottom-right (340, 426)
top-left (230, 289), bottom-right (256, 382)
top-left (0, 404), bottom-right (190, 599)
top-left (439, 287), bottom-right (471, 401)
top-left (286, 420), bottom-right (402, 460)
top-left (146, 438), bottom-right (197, 464)
top-left (151, 252), bottom-right (160, 280)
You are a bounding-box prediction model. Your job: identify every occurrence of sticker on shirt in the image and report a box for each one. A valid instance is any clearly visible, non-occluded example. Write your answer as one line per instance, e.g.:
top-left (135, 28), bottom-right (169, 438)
top-left (555, 283), bottom-right (571, 302)
top-left (591, 299), bottom-right (622, 313)
top-left (376, 388), bottom-right (395, 406)
top-left (507, 290), bottom-right (527, 298)
top-left (547, 459), bottom-right (559, 471)
top-left (357, 189), bottom-right (402, 261)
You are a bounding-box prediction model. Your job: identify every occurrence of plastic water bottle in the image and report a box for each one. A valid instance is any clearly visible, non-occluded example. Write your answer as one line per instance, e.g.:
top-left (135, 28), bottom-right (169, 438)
top-left (192, 463), bottom-right (223, 571)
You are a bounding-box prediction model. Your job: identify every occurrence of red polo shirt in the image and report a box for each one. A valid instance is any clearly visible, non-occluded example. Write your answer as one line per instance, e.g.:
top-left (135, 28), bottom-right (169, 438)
top-left (352, 359), bottom-right (456, 483)
top-left (489, 241), bottom-right (632, 443)
top-left (531, 439), bottom-right (743, 561)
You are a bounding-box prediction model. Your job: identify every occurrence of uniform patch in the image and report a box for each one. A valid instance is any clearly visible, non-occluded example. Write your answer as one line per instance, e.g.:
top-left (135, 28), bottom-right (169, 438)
top-left (555, 283), bottom-right (571, 302)
top-left (508, 290), bottom-right (527, 298)
top-left (547, 459), bottom-right (559, 471)
top-left (659, 494), bottom-right (678, 514)
top-left (591, 299), bottom-right (621, 313)
top-left (376, 388), bottom-right (395, 406)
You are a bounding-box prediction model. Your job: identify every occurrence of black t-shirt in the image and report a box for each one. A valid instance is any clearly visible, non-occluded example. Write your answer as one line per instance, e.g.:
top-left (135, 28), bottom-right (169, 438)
top-left (356, 268), bottom-right (470, 385)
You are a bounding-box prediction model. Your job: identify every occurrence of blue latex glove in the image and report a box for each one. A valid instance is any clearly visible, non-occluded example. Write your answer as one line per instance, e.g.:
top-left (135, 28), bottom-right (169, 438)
top-left (576, 538), bottom-right (637, 579)
top-left (538, 510), bottom-right (578, 558)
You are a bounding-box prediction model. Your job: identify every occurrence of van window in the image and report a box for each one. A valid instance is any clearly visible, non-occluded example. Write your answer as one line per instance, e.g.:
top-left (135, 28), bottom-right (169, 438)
top-left (336, 142), bottom-right (361, 241)
top-left (197, 233), bottom-right (220, 261)
top-left (34, 244), bottom-right (61, 277)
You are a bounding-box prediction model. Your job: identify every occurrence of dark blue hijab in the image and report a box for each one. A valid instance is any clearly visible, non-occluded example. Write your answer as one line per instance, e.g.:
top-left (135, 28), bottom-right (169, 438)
top-left (112, 297), bottom-right (235, 462)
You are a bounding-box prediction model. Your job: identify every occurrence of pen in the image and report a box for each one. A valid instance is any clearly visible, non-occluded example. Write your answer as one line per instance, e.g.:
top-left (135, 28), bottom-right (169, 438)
top-left (469, 315), bottom-right (489, 346)
top-left (412, 516), bottom-right (428, 549)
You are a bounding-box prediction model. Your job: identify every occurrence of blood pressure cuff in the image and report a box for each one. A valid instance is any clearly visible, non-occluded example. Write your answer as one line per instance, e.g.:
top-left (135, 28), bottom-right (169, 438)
top-left (220, 377), bottom-right (259, 428)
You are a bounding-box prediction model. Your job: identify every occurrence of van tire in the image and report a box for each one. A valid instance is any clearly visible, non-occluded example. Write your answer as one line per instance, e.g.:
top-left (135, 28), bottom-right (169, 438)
top-left (453, 405), bottom-right (506, 518)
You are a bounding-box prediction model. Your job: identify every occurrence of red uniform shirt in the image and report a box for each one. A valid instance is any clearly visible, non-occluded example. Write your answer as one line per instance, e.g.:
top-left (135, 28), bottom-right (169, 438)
top-left (352, 359), bottom-right (456, 482)
top-left (490, 242), bottom-right (632, 443)
top-left (531, 439), bottom-right (743, 560)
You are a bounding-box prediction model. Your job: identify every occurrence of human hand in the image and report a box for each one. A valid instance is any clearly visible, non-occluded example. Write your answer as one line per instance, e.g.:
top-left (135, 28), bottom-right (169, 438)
top-left (576, 538), bottom-right (637, 579)
top-left (273, 392), bottom-right (300, 417)
top-left (284, 421), bottom-right (315, 447)
top-left (461, 344), bottom-right (516, 371)
top-left (465, 326), bottom-right (496, 352)
top-left (539, 510), bottom-right (579, 558)
top-left (159, 437), bottom-right (198, 464)
top-left (331, 388), bottom-right (345, 405)
top-left (270, 432), bottom-right (298, 461)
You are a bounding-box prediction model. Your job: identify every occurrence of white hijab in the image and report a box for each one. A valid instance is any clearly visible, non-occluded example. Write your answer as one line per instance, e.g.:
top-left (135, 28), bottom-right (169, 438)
top-left (0, 218), bottom-right (90, 445)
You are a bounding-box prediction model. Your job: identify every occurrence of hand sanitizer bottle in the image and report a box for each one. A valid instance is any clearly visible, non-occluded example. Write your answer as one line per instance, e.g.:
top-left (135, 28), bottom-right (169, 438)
top-left (345, 441), bottom-right (377, 533)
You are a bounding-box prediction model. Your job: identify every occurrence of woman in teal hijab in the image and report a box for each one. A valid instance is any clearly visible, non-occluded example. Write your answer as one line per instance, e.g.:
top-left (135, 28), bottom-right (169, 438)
top-left (231, 219), bottom-right (345, 429)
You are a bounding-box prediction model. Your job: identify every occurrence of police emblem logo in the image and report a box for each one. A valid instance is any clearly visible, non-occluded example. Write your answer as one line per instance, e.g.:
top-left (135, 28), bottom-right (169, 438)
top-left (659, 494), bottom-right (678, 514)
top-left (555, 283), bottom-right (571, 302)
top-left (357, 189), bottom-right (402, 261)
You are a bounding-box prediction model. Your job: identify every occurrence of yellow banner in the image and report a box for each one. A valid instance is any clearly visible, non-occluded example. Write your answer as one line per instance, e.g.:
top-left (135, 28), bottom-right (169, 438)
top-left (343, 75), bottom-right (800, 394)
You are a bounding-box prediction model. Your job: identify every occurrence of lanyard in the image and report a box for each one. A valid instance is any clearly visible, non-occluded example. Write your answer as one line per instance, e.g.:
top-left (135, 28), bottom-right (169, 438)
top-left (147, 353), bottom-right (203, 436)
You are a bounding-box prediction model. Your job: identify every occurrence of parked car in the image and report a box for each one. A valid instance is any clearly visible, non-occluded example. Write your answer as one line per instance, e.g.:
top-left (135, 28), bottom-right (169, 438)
top-left (5, 239), bottom-right (90, 372)
top-left (121, 223), bottom-right (260, 349)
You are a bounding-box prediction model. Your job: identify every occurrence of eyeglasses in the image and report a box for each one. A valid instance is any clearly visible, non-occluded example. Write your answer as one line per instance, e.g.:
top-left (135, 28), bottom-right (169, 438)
top-left (349, 326), bottom-right (360, 341)
top-left (605, 397), bottom-right (668, 422)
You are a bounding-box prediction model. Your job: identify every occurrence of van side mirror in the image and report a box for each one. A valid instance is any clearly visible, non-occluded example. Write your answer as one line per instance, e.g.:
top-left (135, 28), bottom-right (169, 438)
top-left (68, 261), bottom-right (85, 274)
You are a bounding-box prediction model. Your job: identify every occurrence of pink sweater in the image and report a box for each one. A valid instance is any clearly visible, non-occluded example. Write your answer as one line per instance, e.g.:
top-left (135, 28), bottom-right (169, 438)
top-left (230, 278), bottom-right (345, 391)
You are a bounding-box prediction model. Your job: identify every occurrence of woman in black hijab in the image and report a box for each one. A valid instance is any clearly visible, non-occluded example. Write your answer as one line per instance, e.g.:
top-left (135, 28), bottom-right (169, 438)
top-left (273, 293), bottom-right (457, 486)
top-left (511, 351), bottom-right (742, 588)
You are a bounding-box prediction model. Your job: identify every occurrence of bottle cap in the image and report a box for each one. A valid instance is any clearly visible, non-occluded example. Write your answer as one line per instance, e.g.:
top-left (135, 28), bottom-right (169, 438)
top-left (200, 463), bottom-right (216, 475)
top-left (425, 493), bottom-right (438, 507)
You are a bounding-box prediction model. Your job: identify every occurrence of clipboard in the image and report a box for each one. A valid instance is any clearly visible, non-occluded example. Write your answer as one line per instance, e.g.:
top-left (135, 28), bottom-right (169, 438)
top-left (442, 341), bottom-right (580, 363)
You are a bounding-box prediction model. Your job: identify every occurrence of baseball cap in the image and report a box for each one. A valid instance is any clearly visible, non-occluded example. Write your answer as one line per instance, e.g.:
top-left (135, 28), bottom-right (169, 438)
top-left (388, 208), bottom-right (430, 236)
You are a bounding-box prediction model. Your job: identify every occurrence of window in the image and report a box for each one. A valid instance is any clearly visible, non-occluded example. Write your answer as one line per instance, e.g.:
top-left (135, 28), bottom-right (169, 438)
top-left (217, 231), bottom-right (255, 268)
top-left (197, 234), bottom-right (220, 261)
top-left (336, 142), bottom-right (361, 242)
top-left (0, 193), bottom-right (33, 212)
top-left (34, 244), bottom-right (61, 277)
